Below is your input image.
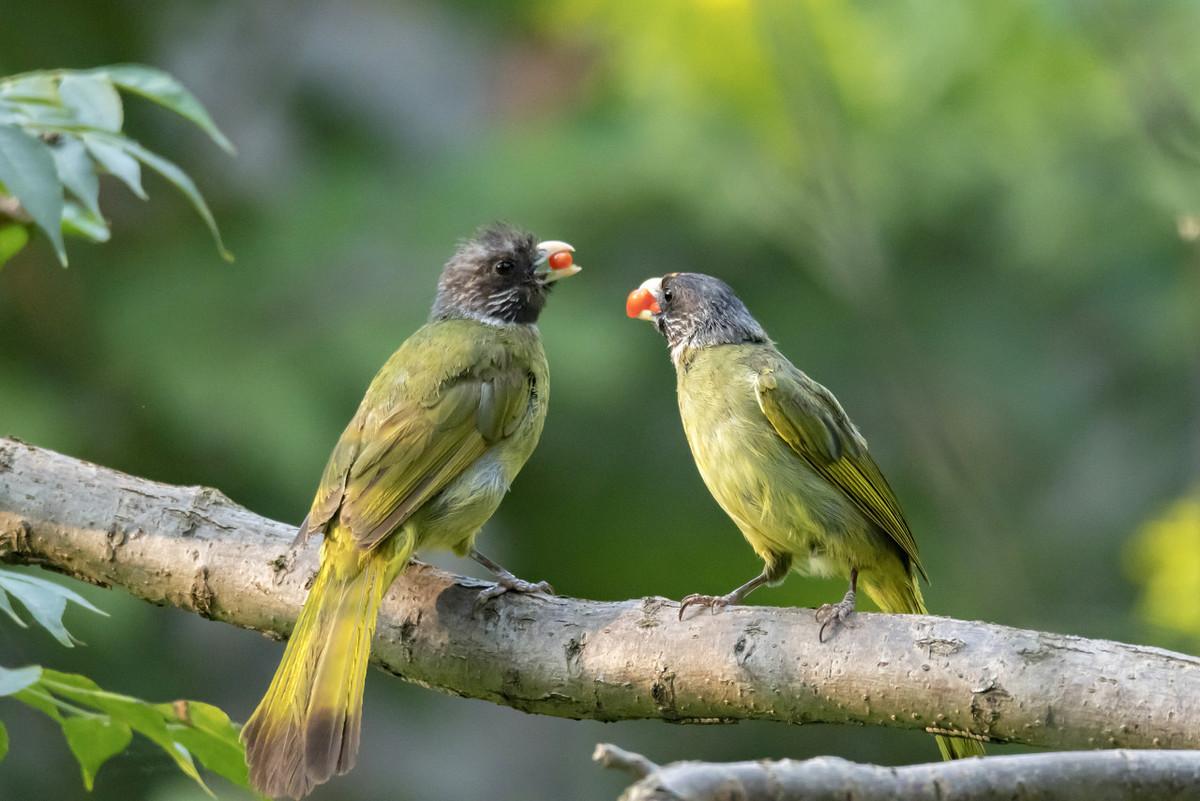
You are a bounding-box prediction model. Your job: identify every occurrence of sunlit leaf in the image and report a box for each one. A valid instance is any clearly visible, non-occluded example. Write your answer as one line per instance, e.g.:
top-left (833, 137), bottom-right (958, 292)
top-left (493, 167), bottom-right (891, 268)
top-left (81, 133), bottom-right (146, 199)
top-left (0, 223), bottom-right (28, 268)
top-left (0, 568), bottom-right (107, 647)
top-left (0, 665), bottom-right (42, 696)
top-left (62, 716), bottom-right (132, 790)
top-left (1129, 489), bottom-right (1200, 638)
top-left (95, 65), bottom-right (235, 154)
top-left (116, 137), bottom-right (232, 261)
top-left (0, 719), bottom-right (8, 762)
top-left (49, 135), bottom-right (100, 216)
top-left (0, 123), bottom-right (66, 264)
top-left (57, 74), bottom-right (123, 133)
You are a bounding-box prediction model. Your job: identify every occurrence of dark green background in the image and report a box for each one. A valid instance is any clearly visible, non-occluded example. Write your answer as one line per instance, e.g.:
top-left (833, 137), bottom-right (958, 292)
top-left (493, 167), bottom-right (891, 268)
top-left (2, 1), bottom-right (1198, 799)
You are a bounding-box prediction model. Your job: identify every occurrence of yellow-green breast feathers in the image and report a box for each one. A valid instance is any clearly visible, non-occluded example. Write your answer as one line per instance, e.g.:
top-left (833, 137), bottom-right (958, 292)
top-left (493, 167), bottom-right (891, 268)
top-left (243, 319), bottom-right (548, 798)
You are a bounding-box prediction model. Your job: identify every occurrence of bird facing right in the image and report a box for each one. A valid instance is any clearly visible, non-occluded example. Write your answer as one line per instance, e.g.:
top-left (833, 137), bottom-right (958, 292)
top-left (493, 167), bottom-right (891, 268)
top-left (625, 271), bottom-right (985, 761)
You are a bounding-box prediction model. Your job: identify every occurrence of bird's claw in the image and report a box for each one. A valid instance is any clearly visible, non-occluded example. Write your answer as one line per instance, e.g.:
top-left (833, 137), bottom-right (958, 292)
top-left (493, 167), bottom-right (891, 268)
top-left (678, 593), bottom-right (733, 621)
top-left (815, 598), bottom-right (856, 642)
top-left (474, 577), bottom-right (555, 609)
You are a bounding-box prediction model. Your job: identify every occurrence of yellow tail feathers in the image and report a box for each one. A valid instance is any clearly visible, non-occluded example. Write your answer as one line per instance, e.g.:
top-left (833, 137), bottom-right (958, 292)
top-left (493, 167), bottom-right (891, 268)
top-left (865, 571), bottom-right (986, 762)
top-left (936, 732), bottom-right (987, 759)
top-left (242, 546), bottom-right (399, 799)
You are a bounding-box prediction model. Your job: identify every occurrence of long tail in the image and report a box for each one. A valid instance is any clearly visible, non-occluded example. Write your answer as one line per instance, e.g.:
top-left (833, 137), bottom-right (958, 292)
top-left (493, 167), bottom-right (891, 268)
top-left (864, 572), bottom-right (987, 761)
top-left (241, 543), bottom-right (402, 799)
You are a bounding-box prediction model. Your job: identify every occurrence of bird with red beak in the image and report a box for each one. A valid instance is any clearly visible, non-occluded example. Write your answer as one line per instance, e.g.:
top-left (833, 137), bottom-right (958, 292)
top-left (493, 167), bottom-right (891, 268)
top-left (243, 225), bottom-right (580, 798)
top-left (626, 271), bottom-right (984, 762)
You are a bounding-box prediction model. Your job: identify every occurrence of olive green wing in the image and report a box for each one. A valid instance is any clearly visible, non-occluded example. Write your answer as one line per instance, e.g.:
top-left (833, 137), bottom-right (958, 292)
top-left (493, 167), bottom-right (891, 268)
top-left (754, 363), bottom-right (928, 581)
top-left (295, 412), bottom-right (364, 545)
top-left (301, 362), bottom-right (531, 553)
top-left (344, 364), bottom-right (530, 551)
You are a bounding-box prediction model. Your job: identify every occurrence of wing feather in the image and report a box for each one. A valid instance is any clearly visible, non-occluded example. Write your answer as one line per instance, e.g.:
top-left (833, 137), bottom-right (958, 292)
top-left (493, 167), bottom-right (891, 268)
top-left (754, 363), bottom-right (928, 581)
top-left (298, 331), bottom-right (533, 553)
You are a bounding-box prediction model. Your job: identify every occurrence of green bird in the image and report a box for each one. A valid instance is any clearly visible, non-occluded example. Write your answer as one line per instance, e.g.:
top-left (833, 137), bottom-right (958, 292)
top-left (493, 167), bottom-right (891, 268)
top-left (242, 225), bottom-right (581, 798)
top-left (625, 272), bottom-right (984, 761)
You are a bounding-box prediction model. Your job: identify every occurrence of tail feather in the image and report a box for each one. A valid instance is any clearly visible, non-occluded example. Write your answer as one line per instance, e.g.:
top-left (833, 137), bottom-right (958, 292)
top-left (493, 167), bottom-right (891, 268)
top-left (242, 549), bottom-right (395, 799)
top-left (936, 733), bottom-right (987, 760)
top-left (864, 570), bottom-right (987, 762)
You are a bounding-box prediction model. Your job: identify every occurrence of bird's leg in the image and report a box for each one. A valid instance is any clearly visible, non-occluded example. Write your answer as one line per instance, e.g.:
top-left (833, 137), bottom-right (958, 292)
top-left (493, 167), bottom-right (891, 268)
top-left (815, 568), bottom-right (858, 642)
top-left (470, 548), bottom-right (554, 606)
top-left (678, 570), bottom-right (772, 621)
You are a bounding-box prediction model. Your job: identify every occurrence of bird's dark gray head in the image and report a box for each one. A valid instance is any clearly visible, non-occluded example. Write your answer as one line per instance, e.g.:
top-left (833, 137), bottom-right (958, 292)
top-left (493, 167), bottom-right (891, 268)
top-left (431, 224), bottom-right (580, 325)
top-left (626, 272), bottom-right (767, 358)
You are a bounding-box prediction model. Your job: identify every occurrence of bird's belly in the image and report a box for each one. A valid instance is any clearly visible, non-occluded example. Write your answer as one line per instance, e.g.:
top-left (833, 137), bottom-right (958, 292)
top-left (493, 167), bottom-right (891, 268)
top-left (687, 412), bottom-right (871, 573)
top-left (414, 452), bottom-right (512, 553)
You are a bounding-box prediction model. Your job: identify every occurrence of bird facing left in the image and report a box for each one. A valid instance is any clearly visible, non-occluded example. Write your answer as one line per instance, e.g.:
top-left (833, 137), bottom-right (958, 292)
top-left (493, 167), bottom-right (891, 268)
top-left (241, 224), bottom-right (581, 799)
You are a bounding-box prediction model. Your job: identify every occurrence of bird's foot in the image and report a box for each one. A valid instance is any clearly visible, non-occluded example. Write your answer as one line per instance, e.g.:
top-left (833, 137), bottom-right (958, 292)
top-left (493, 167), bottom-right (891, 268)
top-left (474, 574), bottom-right (555, 608)
top-left (678, 592), bottom-right (738, 620)
top-left (815, 589), bottom-right (857, 642)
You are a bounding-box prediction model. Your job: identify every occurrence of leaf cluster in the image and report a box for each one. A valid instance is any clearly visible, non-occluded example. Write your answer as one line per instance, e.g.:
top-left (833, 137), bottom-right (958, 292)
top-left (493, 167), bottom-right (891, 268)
top-left (0, 65), bottom-right (233, 267)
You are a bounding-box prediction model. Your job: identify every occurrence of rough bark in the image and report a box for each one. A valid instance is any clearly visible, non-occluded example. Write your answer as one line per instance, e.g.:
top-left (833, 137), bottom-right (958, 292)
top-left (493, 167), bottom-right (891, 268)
top-left (594, 744), bottom-right (1200, 801)
top-left (2, 436), bottom-right (1199, 751)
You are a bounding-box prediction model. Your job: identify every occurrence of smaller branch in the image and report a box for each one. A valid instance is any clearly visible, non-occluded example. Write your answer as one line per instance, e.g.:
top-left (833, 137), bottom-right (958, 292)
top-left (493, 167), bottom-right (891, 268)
top-left (0, 194), bottom-right (32, 223)
top-left (594, 744), bottom-right (659, 780)
top-left (595, 746), bottom-right (1200, 801)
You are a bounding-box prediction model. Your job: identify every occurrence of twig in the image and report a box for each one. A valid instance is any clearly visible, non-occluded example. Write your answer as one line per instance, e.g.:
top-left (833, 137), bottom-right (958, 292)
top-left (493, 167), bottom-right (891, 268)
top-left (594, 745), bottom-right (1200, 801)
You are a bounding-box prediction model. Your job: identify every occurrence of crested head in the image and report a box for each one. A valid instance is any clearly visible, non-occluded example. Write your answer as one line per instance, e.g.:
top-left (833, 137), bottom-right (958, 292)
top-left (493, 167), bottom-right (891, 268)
top-left (629, 272), bottom-right (768, 361)
top-left (431, 224), bottom-right (573, 325)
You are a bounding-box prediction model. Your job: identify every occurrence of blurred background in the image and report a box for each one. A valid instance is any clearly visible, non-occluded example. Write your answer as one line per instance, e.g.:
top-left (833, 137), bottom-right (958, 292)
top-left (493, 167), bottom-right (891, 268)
top-left (2, 1), bottom-right (1199, 799)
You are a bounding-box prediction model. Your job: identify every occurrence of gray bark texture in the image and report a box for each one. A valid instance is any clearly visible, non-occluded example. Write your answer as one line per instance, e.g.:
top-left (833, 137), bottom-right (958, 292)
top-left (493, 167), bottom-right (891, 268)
top-left (594, 744), bottom-right (1200, 801)
top-left (2, 436), bottom-right (1199, 752)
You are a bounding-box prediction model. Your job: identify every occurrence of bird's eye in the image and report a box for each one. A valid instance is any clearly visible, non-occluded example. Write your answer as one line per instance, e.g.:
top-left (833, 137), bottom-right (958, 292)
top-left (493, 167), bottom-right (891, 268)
top-left (663, 287), bottom-right (674, 303)
top-left (494, 259), bottom-right (515, 275)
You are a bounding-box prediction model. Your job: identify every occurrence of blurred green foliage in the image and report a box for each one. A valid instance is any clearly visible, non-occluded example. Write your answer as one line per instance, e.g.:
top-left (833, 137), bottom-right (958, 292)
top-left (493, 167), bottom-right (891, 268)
top-left (1, 1), bottom-right (1198, 800)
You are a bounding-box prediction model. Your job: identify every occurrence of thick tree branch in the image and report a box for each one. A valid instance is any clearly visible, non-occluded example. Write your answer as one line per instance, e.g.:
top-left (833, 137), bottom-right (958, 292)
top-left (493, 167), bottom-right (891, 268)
top-left (594, 744), bottom-right (1200, 801)
top-left (1, 437), bottom-right (1199, 750)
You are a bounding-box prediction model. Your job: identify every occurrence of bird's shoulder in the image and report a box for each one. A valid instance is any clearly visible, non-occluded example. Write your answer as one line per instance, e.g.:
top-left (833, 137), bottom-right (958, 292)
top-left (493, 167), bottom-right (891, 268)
top-left (360, 319), bottom-right (544, 419)
top-left (300, 319), bottom-right (543, 550)
top-left (752, 351), bottom-right (868, 458)
top-left (752, 349), bottom-right (927, 579)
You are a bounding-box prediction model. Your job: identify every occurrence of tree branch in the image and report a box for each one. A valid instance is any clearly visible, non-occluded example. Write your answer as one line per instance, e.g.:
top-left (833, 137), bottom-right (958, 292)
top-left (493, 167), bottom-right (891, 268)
top-left (0, 194), bottom-right (32, 223)
top-left (1, 436), bottom-right (1199, 750)
top-left (593, 744), bottom-right (1200, 801)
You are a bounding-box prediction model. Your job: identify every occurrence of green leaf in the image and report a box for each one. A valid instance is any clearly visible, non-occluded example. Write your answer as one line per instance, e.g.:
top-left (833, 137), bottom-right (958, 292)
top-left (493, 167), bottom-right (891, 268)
top-left (0, 123), bottom-right (66, 264)
top-left (62, 716), bottom-right (132, 791)
top-left (49, 135), bottom-right (100, 215)
top-left (13, 685), bottom-right (64, 722)
top-left (0, 719), bottom-right (8, 762)
top-left (0, 73), bottom-right (58, 103)
top-left (159, 700), bottom-right (250, 789)
top-left (81, 133), bottom-right (146, 199)
top-left (57, 74), bottom-right (123, 133)
top-left (62, 201), bottom-right (110, 243)
top-left (0, 223), bottom-right (28, 268)
top-left (0, 568), bottom-right (107, 647)
top-left (117, 138), bottom-right (232, 261)
top-left (41, 671), bottom-right (214, 796)
top-left (0, 665), bottom-right (42, 696)
top-left (7, 668), bottom-right (250, 795)
top-left (95, 65), bottom-right (235, 155)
